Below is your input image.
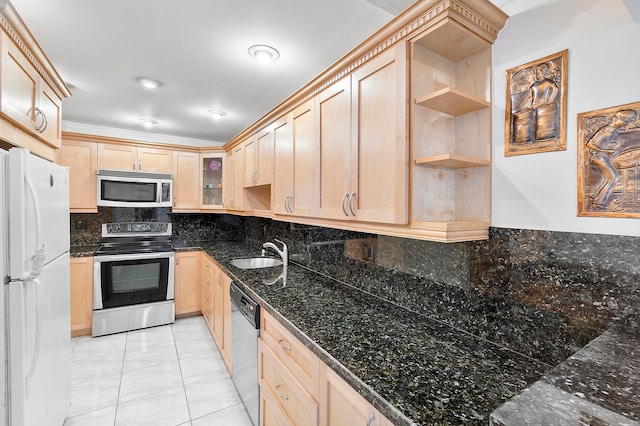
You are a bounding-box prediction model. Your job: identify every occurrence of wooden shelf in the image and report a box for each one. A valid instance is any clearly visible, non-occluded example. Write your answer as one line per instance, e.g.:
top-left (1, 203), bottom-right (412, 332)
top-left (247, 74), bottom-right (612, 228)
top-left (415, 87), bottom-right (489, 116)
top-left (413, 18), bottom-right (491, 62)
top-left (415, 154), bottom-right (489, 169)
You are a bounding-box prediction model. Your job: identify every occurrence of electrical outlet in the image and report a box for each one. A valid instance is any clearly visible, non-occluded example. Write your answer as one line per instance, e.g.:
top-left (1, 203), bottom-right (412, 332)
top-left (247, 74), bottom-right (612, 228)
top-left (363, 244), bottom-right (375, 262)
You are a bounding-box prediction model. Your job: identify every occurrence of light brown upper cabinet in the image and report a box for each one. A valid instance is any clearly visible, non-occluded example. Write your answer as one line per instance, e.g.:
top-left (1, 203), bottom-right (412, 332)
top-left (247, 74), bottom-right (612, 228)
top-left (172, 150), bottom-right (200, 211)
top-left (59, 139), bottom-right (98, 213)
top-left (316, 78), bottom-right (352, 220)
top-left (200, 152), bottom-right (225, 210)
top-left (272, 116), bottom-right (291, 216)
top-left (0, 27), bottom-right (65, 157)
top-left (274, 101), bottom-right (316, 217)
top-left (244, 128), bottom-right (273, 187)
top-left (315, 44), bottom-right (408, 226)
top-left (97, 143), bottom-right (173, 174)
top-left (349, 45), bottom-right (408, 225)
top-left (223, 145), bottom-right (245, 211)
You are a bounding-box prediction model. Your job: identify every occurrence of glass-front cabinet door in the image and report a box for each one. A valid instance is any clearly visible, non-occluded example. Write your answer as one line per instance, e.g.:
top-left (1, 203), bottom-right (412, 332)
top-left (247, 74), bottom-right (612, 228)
top-left (200, 153), bottom-right (224, 209)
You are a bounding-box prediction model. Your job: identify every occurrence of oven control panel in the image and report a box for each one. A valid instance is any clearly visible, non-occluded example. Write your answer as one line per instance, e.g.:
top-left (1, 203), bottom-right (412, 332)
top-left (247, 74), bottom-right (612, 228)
top-left (102, 222), bottom-right (171, 237)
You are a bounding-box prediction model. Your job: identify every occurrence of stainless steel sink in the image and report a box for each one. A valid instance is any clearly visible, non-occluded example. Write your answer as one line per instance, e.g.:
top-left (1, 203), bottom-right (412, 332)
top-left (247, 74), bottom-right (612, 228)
top-left (230, 257), bottom-right (283, 269)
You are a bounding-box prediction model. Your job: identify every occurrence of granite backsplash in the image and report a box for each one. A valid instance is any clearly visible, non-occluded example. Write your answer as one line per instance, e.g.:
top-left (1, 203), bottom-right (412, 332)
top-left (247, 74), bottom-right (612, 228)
top-left (242, 217), bottom-right (637, 366)
top-left (71, 212), bottom-right (639, 367)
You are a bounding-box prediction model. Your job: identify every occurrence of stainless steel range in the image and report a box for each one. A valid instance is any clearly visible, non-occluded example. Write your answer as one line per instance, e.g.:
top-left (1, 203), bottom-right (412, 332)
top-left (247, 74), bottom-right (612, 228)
top-left (92, 222), bottom-right (175, 337)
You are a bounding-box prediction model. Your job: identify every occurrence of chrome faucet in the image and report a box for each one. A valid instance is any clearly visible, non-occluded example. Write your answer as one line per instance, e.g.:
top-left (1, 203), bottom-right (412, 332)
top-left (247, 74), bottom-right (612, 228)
top-left (262, 239), bottom-right (288, 287)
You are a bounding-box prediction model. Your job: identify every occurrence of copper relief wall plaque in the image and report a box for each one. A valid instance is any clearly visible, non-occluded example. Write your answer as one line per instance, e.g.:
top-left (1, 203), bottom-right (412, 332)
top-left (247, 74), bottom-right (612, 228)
top-left (505, 50), bottom-right (568, 156)
top-left (578, 101), bottom-right (640, 217)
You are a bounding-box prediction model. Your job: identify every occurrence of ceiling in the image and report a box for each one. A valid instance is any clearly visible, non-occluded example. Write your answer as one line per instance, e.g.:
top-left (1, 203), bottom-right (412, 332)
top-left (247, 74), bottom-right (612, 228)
top-left (8, 0), bottom-right (547, 147)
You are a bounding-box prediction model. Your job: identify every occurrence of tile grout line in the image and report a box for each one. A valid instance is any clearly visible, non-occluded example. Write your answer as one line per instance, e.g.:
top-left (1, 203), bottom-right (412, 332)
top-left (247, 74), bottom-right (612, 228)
top-left (112, 333), bottom-right (128, 426)
top-left (172, 322), bottom-right (194, 424)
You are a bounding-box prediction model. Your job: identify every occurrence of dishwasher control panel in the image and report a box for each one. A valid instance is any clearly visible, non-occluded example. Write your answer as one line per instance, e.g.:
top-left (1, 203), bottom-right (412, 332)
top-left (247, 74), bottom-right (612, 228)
top-left (230, 282), bottom-right (260, 329)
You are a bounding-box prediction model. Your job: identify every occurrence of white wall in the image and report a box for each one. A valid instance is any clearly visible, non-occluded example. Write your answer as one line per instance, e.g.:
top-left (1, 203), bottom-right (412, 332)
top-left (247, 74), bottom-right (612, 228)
top-left (491, 0), bottom-right (640, 236)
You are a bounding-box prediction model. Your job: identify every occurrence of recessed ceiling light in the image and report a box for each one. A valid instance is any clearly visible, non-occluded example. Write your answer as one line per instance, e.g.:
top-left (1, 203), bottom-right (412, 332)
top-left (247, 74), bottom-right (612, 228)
top-left (248, 45), bottom-right (280, 63)
top-left (206, 110), bottom-right (227, 120)
top-left (135, 77), bottom-right (162, 89)
top-left (138, 118), bottom-right (159, 128)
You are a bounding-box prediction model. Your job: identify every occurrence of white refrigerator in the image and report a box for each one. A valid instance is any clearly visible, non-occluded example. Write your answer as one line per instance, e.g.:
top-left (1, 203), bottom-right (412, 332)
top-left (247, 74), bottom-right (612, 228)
top-left (0, 147), bottom-right (71, 426)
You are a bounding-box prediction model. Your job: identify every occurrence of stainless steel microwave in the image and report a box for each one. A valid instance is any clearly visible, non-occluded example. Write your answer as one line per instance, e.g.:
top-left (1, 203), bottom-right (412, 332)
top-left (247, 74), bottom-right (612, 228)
top-left (97, 169), bottom-right (172, 207)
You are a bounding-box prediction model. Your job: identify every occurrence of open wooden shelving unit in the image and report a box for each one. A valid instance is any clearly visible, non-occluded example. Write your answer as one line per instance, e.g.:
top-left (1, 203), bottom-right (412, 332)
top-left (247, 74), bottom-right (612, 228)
top-left (410, 15), bottom-right (496, 241)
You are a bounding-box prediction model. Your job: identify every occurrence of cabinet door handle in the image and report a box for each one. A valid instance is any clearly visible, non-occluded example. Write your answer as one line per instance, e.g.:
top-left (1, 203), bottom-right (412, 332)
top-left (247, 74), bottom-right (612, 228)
top-left (138, 159), bottom-right (141, 170)
top-left (277, 338), bottom-right (292, 351)
top-left (132, 161), bottom-right (136, 170)
top-left (34, 108), bottom-right (47, 133)
top-left (34, 108), bottom-right (46, 132)
top-left (173, 197), bottom-right (176, 207)
top-left (285, 195), bottom-right (292, 213)
top-left (252, 171), bottom-right (257, 185)
top-left (275, 384), bottom-right (289, 401)
top-left (287, 195), bottom-right (293, 213)
top-left (41, 112), bottom-right (48, 133)
top-left (367, 413), bottom-right (376, 426)
top-left (342, 192), bottom-right (349, 217)
top-left (349, 192), bottom-right (356, 216)
top-left (231, 197), bottom-right (235, 208)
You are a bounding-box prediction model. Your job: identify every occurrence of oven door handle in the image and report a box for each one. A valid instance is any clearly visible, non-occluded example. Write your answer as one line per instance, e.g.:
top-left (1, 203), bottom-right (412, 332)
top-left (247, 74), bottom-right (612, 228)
top-left (93, 261), bottom-right (103, 310)
top-left (94, 251), bottom-right (175, 263)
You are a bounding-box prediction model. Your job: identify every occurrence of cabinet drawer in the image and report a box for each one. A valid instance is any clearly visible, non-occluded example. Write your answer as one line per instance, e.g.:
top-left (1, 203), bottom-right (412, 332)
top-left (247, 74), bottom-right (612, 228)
top-left (259, 340), bottom-right (318, 426)
top-left (261, 310), bottom-right (320, 398)
top-left (261, 377), bottom-right (293, 426)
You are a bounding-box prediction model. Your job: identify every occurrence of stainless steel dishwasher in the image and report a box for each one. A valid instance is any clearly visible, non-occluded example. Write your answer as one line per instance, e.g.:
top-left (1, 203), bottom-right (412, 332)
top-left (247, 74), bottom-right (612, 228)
top-left (230, 282), bottom-right (260, 425)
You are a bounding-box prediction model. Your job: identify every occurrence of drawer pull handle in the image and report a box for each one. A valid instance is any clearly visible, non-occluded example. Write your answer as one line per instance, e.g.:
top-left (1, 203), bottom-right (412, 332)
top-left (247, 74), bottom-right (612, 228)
top-left (367, 413), bottom-right (375, 426)
top-left (275, 384), bottom-right (289, 400)
top-left (278, 338), bottom-right (291, 351)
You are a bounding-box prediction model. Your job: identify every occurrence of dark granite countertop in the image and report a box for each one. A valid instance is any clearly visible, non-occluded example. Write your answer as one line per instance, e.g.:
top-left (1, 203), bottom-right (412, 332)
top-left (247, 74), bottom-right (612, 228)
top-left (70, 244), bottom-right (100, 257)
top-left (491, 320), bottom-right (640, 425)
top-left (174, 240), bottom-right (552, 425)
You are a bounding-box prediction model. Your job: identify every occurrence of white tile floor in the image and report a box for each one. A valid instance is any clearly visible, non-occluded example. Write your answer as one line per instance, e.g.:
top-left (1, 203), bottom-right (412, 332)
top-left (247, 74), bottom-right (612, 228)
top-left (64, 316), bottom-right (253, 426)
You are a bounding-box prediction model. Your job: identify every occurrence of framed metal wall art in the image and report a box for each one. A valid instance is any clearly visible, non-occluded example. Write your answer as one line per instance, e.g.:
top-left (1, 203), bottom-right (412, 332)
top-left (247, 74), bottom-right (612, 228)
top-left (578, 101), bottom-right (640, 217)
top-left (505, 50), bottom-right (568, 156)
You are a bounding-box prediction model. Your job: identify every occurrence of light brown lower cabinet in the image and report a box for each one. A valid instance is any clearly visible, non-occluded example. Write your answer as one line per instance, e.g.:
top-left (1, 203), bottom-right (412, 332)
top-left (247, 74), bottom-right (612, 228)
top-left (174, 251), bottom-right (200, 316)
top-left (320, 368), bottom-right (391, 426)
top-left (200, 253), bottom-right (216, 332)
top-left (213, 268), bottom-right (233, 373)
top-left (259, 340), bottom-right (319, 426)
top-left (258, 309), bottom-right (391, 426)
top-left (70, 257), bottom-right (93, 337)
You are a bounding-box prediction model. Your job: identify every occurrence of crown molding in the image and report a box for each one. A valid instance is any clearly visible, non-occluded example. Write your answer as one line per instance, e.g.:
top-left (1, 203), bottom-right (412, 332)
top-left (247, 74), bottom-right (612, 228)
top-left (62, 121), bottom-right (224, 148)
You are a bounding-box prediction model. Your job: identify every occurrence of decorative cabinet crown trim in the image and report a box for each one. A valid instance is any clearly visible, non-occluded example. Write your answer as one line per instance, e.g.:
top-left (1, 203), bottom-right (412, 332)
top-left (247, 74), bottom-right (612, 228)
top-left (0, 2), bottom-right (71, 99)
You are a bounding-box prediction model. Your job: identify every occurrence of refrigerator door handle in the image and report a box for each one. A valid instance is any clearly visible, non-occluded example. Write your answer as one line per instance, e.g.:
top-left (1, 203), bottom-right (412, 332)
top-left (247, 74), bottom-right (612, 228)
top-left (21, 175), bottom-right (46, 281)
top-left (24, 278), bottom-right (42, 399)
